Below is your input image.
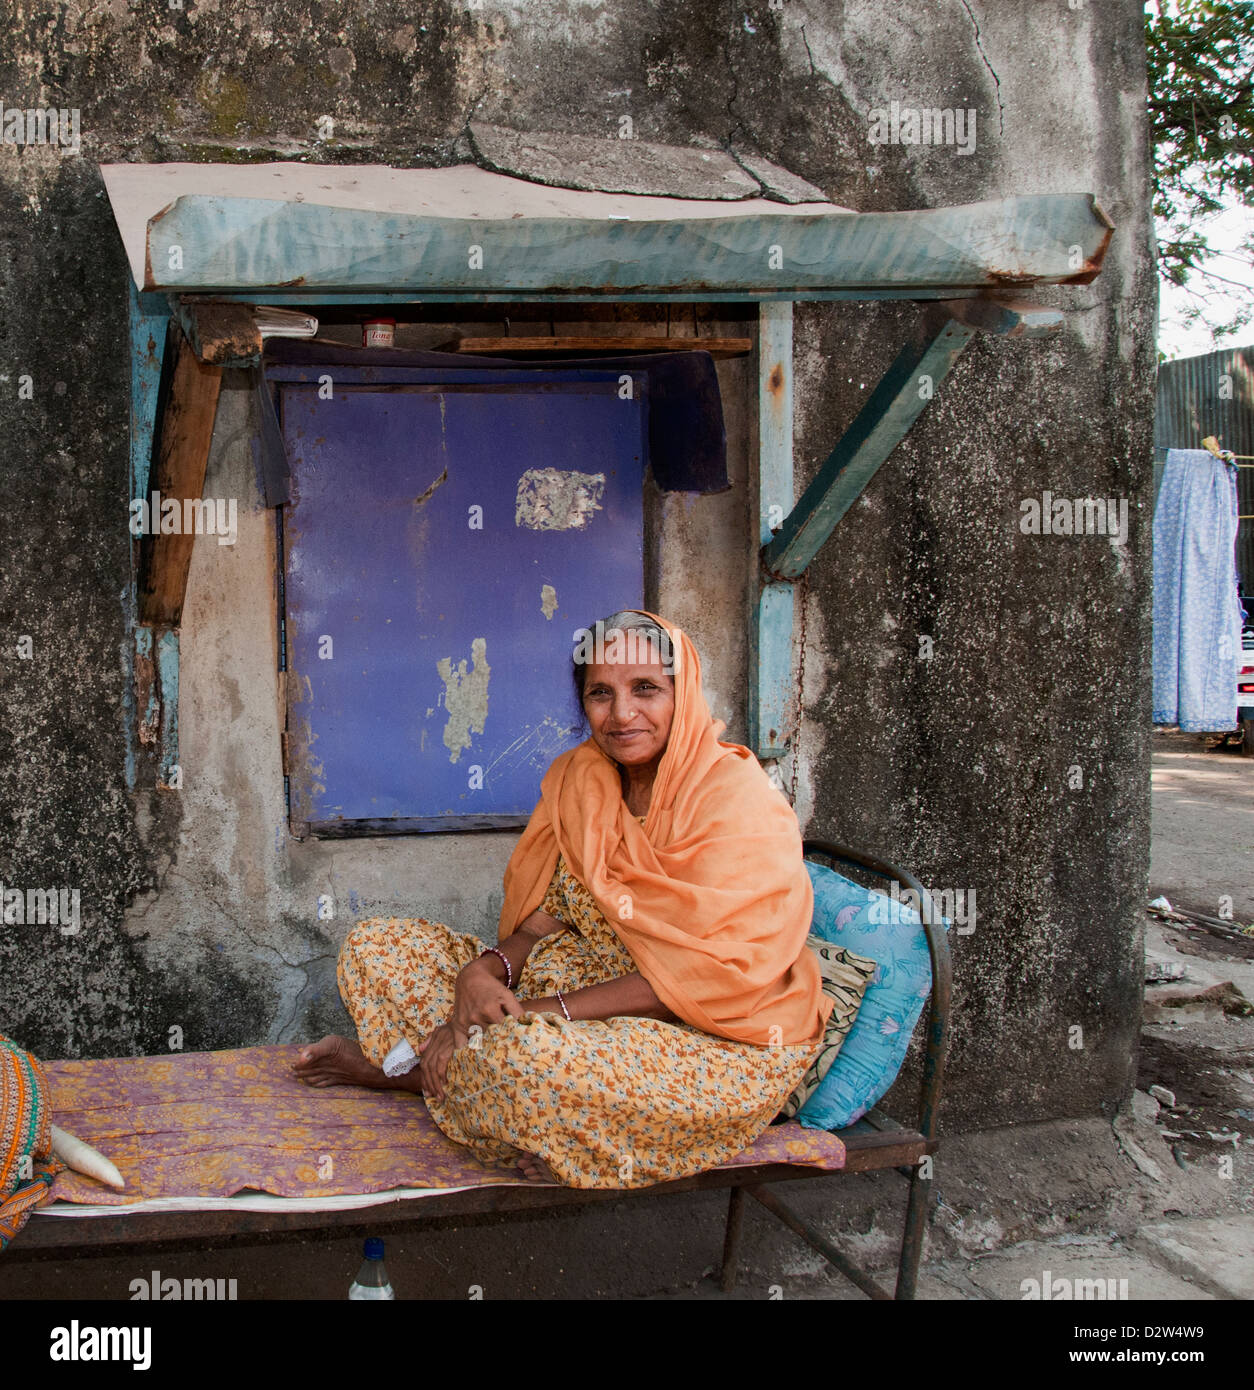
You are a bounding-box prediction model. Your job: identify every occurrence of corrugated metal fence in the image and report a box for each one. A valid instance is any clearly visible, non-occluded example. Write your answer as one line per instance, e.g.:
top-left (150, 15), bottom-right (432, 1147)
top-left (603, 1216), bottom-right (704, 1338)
top-left (1154, 344), bottom-right (1254, 589)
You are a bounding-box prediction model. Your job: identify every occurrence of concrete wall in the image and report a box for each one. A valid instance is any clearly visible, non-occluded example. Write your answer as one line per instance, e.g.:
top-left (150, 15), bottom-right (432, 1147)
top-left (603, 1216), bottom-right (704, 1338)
top-left (0, 1), bottom-right (1155, 1136)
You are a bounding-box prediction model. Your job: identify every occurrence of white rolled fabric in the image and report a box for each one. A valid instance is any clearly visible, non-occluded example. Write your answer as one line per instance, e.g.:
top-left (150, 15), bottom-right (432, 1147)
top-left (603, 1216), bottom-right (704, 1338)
top-left (49, 1124), bottom-right (125, 1190)
top-left (382, 1037), bottom-right (419, 1078)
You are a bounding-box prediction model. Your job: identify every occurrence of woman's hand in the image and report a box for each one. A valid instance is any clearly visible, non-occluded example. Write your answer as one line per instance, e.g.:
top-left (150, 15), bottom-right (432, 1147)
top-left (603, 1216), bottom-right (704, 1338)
top-left (417, 1024), bottom-right (456, 1102)
top-left (450, 957), bottom-right (525, 1048)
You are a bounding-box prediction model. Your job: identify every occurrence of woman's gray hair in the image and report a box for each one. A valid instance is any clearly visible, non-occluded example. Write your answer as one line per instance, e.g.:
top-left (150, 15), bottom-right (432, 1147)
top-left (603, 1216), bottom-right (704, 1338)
top-left (601, 611), bottom-right (673, 661)
top-left (570, 611), bottom-right (676, 707)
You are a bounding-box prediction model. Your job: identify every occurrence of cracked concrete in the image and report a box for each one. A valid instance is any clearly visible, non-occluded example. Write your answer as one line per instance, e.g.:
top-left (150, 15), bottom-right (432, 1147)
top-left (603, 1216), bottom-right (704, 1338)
top-left (959, 0), bottom-right (1005, 134)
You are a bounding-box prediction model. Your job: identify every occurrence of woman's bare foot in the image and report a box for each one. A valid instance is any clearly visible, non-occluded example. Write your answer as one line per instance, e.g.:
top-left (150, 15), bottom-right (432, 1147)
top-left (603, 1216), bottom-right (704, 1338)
top-left (515, 1151), bottom-right (558, 1183)
top-left (292, 1035), bottom-right (421, 1092)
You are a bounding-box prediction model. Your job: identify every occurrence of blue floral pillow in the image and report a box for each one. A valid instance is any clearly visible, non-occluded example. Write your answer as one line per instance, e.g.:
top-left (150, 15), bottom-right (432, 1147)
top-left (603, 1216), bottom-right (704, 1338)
top-left (796, 860), bottom-right (948, 1131)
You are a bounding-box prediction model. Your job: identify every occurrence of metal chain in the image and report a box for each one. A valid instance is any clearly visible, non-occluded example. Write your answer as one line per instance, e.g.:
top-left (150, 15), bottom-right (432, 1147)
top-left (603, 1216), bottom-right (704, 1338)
top-left (789, 570), bottom-right (809, 808)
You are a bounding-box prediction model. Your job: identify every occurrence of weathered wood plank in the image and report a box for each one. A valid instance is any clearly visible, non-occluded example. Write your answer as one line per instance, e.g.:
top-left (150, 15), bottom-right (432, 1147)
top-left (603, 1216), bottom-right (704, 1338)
top-left (128, 286), bottom-right (169, 503)
top-left (144, 193), bottom-right (1113, 294)
top-left (839, 1132), bottom-right (932, 1172)
top-left (751, 583), bottom-right (796, 759)
top-left (448, 335), bottom-right (751, 357)
top-left (180, 299), bottom-right (263, 363)
top-left (186, 288), bottom-right (1035, 304)
top-left (11, 1122), bottom-right (930, 1258)
top-left (154, 628), bottom-right (180, 788)
top-left (133, 626), bottom-right (182, 789)
top-left (136, 325), bottom-right (223, 626)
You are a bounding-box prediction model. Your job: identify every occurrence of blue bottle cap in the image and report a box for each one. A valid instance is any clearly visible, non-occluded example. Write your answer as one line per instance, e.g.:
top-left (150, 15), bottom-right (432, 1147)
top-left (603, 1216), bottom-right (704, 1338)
top-left (364, 1237), bottom-right (384, 1260)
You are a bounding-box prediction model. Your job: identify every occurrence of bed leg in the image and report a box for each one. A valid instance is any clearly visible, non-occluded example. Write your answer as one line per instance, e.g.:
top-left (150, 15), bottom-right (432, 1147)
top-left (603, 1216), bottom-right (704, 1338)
top-left (719, 1185), bottom-right (746, 1293)
top-left (894, 1162), bottom-right (932, 1300)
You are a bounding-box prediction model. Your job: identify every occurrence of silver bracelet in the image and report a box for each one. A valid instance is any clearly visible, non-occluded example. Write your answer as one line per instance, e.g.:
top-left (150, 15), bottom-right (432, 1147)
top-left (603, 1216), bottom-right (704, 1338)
top-left (555, 989), bottom-right (572, 1022)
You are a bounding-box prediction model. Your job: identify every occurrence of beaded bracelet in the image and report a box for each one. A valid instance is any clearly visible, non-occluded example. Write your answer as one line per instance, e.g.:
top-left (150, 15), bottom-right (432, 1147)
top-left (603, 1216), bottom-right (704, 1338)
top-left (555, 989), bottom-right (572, 1022)
top-left (480, 946), bottom-right (513, 990)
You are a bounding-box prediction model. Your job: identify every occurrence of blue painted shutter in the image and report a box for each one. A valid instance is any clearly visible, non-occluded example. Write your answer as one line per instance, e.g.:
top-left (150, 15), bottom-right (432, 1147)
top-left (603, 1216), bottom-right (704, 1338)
top-left (282, 377), bottom-right (645, 833)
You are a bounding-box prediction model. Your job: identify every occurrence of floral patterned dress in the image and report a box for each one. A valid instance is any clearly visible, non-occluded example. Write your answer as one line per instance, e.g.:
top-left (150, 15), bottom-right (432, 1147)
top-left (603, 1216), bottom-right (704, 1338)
top-left (337, 852), bottom-right (820, 1189)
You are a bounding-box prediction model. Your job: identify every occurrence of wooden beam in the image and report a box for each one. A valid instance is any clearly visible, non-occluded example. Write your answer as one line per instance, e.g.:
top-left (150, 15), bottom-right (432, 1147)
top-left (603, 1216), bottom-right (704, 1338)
top-left (177, 299), bottom-right (263, 364)
top-left (13, 1152), bottom-right (887, 1255)
top-left (136, 323), bottom-right (223, 626)
top-left (446, 335), bottom-right (751, 358)
top-left (749, 302), bottom-right (795, 760)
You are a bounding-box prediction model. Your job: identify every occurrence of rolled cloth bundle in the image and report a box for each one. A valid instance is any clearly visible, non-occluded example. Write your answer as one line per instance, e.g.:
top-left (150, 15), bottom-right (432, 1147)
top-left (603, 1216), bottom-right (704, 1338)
top-left (499, 611), bottom-right (832, 1048)
top-left (0, 1033), bottom-right (60, 1250)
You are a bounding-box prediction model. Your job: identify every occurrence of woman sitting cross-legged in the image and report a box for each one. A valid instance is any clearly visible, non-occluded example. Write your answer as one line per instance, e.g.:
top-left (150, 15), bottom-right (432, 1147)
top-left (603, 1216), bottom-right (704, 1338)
top-left (294, 610), bottom-right (832, 1188)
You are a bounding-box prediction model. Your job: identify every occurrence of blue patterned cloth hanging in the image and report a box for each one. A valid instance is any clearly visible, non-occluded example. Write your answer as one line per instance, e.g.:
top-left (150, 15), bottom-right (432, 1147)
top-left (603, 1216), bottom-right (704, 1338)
top-left (1152, 448), bottom-right (1243, 731)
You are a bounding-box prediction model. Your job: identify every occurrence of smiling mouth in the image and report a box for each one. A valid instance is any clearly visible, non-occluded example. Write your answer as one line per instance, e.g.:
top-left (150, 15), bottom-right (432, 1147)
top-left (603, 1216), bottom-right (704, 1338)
top-left (609, 730), bottom-right (646, 739)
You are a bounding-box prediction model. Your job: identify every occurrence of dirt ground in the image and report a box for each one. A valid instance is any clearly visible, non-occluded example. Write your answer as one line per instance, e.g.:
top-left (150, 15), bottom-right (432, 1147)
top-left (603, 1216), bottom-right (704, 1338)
top-left (1148, 730), bottom-right (1254, 923)
top-left (1142, 730), bottom-right (1254, 1207)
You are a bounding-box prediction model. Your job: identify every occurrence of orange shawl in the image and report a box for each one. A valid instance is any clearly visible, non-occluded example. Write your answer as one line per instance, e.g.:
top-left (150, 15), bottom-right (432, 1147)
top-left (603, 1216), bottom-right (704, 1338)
top-left (498, 612), bottom-right (831, 1047)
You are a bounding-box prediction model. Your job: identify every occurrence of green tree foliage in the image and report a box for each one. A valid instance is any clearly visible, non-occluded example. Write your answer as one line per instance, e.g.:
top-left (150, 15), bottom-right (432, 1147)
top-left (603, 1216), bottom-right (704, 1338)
top-left (1146, 0), bottom-right (1254, 340)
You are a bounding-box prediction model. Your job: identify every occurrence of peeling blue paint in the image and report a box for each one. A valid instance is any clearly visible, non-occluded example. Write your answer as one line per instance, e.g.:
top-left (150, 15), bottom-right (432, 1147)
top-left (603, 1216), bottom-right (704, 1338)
top-left (124, 285), bottom-right (171, 791)
top-left (750, 302), bottom-right (796, 760)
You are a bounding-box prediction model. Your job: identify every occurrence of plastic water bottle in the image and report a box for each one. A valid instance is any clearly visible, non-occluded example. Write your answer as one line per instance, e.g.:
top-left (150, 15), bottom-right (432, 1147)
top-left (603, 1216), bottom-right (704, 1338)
top-left (348, 1237), bottom-right (395, 1300)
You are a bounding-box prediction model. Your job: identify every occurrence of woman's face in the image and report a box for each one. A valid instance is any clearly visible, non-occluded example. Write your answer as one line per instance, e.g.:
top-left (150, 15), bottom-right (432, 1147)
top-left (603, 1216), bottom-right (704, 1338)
top-left (581, 642), bottom-right (676, 773)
